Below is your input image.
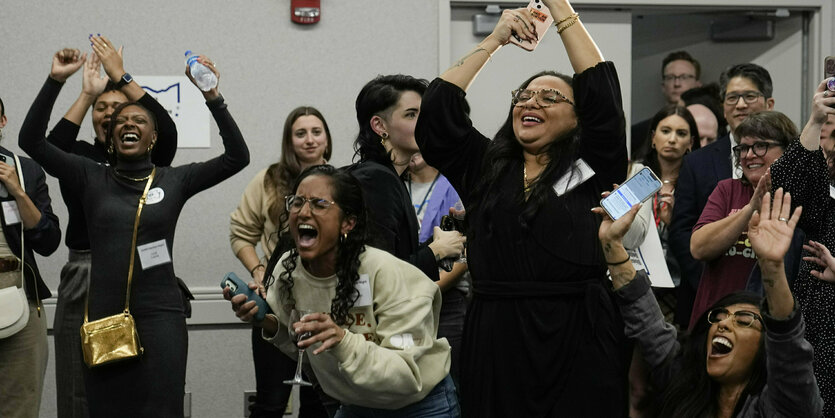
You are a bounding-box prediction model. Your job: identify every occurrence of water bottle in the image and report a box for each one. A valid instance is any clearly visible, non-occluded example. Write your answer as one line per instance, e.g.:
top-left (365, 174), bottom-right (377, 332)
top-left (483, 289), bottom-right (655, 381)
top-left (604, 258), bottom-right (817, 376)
top-left (185, 50), bottom-right (217, 92)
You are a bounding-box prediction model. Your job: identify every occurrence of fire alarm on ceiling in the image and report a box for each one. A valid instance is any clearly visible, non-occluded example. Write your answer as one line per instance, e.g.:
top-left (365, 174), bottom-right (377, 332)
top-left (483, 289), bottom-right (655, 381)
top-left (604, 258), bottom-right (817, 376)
top-left (292, 0), bottom-right (321, 24)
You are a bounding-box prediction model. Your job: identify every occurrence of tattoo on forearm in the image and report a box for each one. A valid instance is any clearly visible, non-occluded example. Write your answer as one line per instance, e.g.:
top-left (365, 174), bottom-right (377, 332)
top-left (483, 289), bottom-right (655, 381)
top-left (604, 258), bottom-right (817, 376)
top-left (454, 48), bottom-right (488, 67)
top-left (762, 277), bottom-right (775, 289)
top-left (604, 242), bottom-right (612, 254)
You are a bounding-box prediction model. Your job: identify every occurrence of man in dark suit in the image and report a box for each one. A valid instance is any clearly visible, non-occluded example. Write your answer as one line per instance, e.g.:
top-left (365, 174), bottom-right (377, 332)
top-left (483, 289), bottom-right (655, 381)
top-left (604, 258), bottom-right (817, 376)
top-left (669, 63), bottom-right (775, 327)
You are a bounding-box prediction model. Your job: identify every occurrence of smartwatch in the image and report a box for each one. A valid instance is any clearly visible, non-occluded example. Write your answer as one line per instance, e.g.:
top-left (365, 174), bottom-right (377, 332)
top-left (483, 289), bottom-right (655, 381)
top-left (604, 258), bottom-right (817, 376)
top-left (115, 72), bottom-right (133, 89)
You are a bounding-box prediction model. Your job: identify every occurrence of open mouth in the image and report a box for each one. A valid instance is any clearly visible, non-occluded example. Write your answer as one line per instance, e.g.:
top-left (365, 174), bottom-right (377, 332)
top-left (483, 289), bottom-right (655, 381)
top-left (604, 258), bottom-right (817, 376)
top-left (297, 223), bottom-right (319, 247)
top-left (102, 119), bottom-right (110, 132)
top-left (710, 336), bottom-right (733, 356)
top-left (121, 132), bottom-right (140, 143)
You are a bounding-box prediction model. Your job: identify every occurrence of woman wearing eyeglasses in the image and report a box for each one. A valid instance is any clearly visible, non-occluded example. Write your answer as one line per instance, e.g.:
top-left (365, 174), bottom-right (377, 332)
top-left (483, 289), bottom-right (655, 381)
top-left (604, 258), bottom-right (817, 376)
top-left (415, 0), bottom-right (629, 415)
top-left (229, 106), bottom-right (331, 417)
top-left (226, 165), bottom-right (459, 417)
top-left (689, 111), bottom-right (796, 329)
top-left (597, 187), bottom-right (822, 417)
top-left (769, 78), bottom-right (835, 416)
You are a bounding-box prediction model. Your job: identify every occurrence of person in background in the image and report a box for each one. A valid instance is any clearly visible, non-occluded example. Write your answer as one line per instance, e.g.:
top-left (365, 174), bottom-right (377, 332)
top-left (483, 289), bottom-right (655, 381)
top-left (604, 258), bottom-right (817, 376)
top-left (416, 0), bottom-right (630, 414)
top-left (769, 77), bottom-right (835, 416)
top-left (670, 63), bottom-right (775, 328)
top-left (0, 94), bottom-right (62, 418)
top-left (226, 165), bottom-right (459, 417)
top-left (596, 187), bottom-right (822, 418)
top-left (631, 51), bottom-right (701, 157)
top-left (44, 47), bottom-right (178, 418)
top-left (690, 111), bottom-right (796, 328)
top-left (230, 106), bottom-right (330, 417)
top-left (20, 38), bottom-right (248, 417)
top-left (405, 152), bottom-right (468, 386)
top-left (680, 83), bottom-right (727, 148)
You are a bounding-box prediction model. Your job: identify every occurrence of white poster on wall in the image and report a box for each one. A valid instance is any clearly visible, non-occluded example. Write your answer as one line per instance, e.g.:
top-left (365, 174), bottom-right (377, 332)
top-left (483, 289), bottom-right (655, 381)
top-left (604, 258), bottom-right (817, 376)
top-left (134, 76), bottom-right (210, 148)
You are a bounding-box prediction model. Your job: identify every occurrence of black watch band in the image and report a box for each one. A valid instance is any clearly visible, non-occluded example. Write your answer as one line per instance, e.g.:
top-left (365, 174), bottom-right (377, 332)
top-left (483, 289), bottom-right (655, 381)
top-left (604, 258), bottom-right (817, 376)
top-left (116, 72), bottom-right (133, 89)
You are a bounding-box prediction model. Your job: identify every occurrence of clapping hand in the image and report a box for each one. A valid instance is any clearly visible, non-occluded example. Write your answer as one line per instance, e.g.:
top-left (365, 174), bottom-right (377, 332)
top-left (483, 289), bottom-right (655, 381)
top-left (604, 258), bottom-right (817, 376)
top-left (89, 35), bottom-right (124, 83)
top-left (50, 48), bottom-right (85, 83)
top-left (82, 50), bottom-right (109, 98)
top-left (747, 188), bottom-right (802, 266)
top-left (802, 241), bottom-right (835, 283)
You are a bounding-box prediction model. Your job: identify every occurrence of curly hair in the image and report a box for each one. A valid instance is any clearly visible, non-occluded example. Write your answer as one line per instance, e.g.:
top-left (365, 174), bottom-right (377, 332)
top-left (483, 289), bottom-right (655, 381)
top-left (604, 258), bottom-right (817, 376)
top-left (105, 101), bottom-right (158, 165)
top-left (265, 165), bottom-right (368, 326)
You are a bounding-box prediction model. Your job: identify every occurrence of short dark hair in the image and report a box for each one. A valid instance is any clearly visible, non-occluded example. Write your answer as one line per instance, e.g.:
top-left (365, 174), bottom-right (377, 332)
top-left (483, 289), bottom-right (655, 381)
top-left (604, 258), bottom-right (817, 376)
top-left (733, 111), bottom-right (796, 183)
top-left (681, 83), bottom-right (728, 138)
top-left (0, 95), bottom-right (4, 118)
top-left (719, 63), bottom-right (773, 99)
top-left (662, 51), bottom-right (701, 80)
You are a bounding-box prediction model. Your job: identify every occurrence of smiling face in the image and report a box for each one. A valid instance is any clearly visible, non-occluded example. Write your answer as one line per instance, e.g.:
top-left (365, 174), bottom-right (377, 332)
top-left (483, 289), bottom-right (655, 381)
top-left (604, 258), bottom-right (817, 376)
top-left (93, 90), bottom-right (128, 144)
top-left (705, 303), bottom-right (763, 384)
top-left (724, 77), bottom-right (774, 133)
top-left (737, 135), bottom-right (784, 185)
top-left (511, 75), bottom-right (577, 156)
top-left (111, 104), bottom-right (157, 160)
top-left (291, 115), bottom-right (329, 167)
top-left (289, 175), bottom-right (355, 277)
top-left (651, 114), bottom-right (693, 162)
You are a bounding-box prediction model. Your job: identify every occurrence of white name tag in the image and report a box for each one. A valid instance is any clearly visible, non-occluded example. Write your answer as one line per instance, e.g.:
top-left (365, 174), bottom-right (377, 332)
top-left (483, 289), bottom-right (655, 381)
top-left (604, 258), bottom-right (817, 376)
top-left (137, 239), bottom-right (172, 270)
top-left (552, 158), bottom-right (595, 197)
top-left (146, 188), bottom-right (165, 205)
top-left (2, 201), bottom-right (21, 225)
top-left (353, 274), bottom-right (372, 307)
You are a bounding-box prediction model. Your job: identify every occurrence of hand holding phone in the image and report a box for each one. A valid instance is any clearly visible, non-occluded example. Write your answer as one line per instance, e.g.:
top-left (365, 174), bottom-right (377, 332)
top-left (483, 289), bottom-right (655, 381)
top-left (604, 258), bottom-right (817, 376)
top-left (221, 272), bottom-right (268, 322)
top-left (0, 153), bottom-right (17, 199)
top-left (508, 0), bottom-right (554, 51)
top-left (600, 167), bottom-right (663, 220)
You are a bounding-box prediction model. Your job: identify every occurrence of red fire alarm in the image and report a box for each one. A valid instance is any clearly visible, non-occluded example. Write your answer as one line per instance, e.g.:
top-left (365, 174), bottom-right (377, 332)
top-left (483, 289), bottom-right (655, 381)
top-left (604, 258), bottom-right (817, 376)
top-left (291, 0), bottom-right (321, 24)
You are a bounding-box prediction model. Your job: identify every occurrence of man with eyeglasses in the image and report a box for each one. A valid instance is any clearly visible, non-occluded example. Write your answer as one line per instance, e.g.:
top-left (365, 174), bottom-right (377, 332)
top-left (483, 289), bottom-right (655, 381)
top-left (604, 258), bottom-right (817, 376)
top-left (670, 63), bottom-right (775, 328)
top-left (631, 51), bottom-right (702, 157)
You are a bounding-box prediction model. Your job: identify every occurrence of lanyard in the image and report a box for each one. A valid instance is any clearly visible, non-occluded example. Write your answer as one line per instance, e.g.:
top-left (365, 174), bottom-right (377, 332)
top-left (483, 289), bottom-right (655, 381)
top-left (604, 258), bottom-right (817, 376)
top-left (408, 173), bottom-right (439, 217)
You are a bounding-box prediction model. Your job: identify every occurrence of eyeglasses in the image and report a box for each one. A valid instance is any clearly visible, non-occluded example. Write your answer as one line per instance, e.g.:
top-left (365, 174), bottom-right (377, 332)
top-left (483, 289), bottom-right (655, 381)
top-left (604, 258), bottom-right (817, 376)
top-left (724, 91), bottom-right (764, 105)
top-left (707, 308), bottom-right (762, 329)
top-left (285, 195), bottom-right (336, 214)
top-left (662, 74), bottom-right (696, 84)
top-left (511, 88), bottom-right (574, 108)
top-left (732, 141), bottom-right (782, 158)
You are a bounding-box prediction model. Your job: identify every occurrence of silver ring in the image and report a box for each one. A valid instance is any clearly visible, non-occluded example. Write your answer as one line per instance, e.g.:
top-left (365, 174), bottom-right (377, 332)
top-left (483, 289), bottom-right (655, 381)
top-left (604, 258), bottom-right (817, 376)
top-left (825, 91), bottom-right (830, 98)
top-left (778, 217), bottom-right (789, 222)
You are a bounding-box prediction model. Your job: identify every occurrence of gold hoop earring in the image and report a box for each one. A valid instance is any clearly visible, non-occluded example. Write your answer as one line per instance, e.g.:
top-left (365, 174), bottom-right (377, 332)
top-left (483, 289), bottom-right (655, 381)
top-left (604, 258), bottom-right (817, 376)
top-left (107, 143), bottom-right (114, 155)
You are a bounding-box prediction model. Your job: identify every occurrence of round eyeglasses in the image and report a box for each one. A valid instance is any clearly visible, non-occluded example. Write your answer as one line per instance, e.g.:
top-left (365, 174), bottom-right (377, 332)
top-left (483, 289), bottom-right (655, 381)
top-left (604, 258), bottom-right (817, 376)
top-left (511, 88), bottom-right (575, 108)
top-left (732, 141), bottom-right (782, 159)
top-left (724, 91), bottom-right (764, 105)
top-left (707, 308), bottom-right (762, 329)
top-left (285, 195), bottom-right (336, 215)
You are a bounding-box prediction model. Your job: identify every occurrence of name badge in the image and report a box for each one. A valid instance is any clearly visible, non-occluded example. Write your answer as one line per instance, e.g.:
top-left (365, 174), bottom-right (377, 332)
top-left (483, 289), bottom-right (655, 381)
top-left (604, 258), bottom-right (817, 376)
top-left (552, 158), bottom-right (595, 197)
top-left (2, 201), bottom-right (21, 225)
top-left (137, 239), bottom-right (172, 270)
top-left (146, 188), bottom-right (165, 205)
top-left (353, 274), bottom-right (372, 307)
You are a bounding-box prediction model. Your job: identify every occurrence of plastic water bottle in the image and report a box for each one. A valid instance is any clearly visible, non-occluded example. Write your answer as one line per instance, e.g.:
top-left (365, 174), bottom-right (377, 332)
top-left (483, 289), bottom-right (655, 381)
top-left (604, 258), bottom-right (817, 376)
top-left (185, 50), bottom-right (217, 92)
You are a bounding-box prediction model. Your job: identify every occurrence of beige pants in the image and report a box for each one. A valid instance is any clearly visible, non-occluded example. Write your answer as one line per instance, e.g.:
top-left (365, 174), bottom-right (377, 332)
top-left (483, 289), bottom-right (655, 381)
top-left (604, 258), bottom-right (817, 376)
top-left (0, 271), bottom-right (48, 418)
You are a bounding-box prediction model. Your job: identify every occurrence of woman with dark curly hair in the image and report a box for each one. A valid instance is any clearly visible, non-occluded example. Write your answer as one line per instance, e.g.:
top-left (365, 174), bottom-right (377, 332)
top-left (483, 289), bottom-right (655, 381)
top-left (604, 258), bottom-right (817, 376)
top-left (226, 165), bottom-right (459, 417)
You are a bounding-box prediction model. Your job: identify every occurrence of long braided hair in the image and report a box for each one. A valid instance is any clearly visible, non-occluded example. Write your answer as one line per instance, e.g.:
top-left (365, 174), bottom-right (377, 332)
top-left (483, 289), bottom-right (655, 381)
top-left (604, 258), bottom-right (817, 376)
top-left (265, 165), bottom-right (368, 326)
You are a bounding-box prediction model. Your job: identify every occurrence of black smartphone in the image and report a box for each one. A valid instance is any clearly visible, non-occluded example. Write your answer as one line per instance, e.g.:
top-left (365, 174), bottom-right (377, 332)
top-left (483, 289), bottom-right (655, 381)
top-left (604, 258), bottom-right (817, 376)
top-left (601, 167), bottom-right (663, 220)
top-left (0, 153), bottom-right (16, 199)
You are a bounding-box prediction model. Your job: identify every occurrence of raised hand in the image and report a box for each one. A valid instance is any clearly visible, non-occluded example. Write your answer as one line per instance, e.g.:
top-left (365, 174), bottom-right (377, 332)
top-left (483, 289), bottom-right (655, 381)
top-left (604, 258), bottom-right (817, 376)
top-left (184, 55), bottom-right (220, 99)
top-left (592, 187), bottom-right (643, 244)
top-left (491, 8), bottom-right (539, 45)
top-left (82, 50), bottom-right (108, 98)
top-left (802, 241), bottom-right (835, 283)
top-left (747, 188), bottom-right (802, 265)
top-left (89, 35), bottom-right (125, 82)
top-left (749, 170), bottom-right (772, 209)
top-left (50, 48), bottom-right (85, 83)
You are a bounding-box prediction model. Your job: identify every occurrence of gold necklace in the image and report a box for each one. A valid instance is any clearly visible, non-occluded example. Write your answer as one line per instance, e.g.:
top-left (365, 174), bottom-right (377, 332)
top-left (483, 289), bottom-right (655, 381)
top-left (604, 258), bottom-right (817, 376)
top-left (114, 169), bottom-right (153, 182)
top-left (523, 164), bottom-right (532, 193)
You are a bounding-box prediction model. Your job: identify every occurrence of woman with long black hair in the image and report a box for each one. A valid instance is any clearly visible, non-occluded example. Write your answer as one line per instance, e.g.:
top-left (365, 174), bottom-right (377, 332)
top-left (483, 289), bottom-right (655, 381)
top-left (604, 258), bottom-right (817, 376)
top-left (415, 0), bottom-right (629, 415)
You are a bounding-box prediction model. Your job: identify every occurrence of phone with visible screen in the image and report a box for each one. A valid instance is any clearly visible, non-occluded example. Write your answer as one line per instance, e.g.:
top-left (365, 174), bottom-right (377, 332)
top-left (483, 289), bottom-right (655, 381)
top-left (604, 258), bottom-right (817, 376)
top-left (601, 167), bottom-right (663, 220)
top-left (508, 0), bottom-right (554, 51)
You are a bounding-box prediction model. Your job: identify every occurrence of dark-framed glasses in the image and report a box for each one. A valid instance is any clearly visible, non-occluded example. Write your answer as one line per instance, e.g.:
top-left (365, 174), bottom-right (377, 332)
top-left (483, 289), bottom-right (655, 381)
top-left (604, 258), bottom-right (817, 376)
top-left (511, 88), bottom-right (574, 108)
top-left (732, 141), bottom-right (782, 158)
top-left (662, 74), bottom-right (696, 84)
top-left (724, 91), bottom-right (764, 105)
top-left (285, 195), bottom-right (336, 214)
top-left (707, 308), bottom-right (762, 329)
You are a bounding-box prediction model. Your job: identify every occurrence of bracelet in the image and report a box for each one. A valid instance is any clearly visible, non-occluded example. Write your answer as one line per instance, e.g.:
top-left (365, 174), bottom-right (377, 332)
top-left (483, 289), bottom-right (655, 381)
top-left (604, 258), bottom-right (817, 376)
top-left (606, 254), bottom-right (631, 266)
top-left (249, 264), bottom-right (265, 277)
top-left (554, 12), bottom-right (579, 27)
top-left (557, 15), bottom-right (580, 34)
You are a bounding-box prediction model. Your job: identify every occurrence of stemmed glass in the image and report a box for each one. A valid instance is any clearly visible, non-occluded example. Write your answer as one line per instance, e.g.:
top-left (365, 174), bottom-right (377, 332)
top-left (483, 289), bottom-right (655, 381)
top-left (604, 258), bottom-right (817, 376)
top-left (452, 200), bottom-right (467, 264)
top-left (283, 309), bottom-right (315, 386)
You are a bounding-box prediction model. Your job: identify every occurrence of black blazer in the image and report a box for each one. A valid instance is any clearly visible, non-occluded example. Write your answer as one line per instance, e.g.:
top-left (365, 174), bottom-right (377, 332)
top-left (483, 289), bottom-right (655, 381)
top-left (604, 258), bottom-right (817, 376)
top-left (0, 146), bottom-right (61, 300)
top-left (669, 134), bottom-right (733, 289)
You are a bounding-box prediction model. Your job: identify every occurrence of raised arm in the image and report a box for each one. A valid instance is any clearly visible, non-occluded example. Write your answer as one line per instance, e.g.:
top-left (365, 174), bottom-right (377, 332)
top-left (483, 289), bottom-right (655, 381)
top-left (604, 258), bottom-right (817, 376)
top-left (799, 79), bottom-right (835, 151)
top-left (61, 49), bottom-right (107, 128)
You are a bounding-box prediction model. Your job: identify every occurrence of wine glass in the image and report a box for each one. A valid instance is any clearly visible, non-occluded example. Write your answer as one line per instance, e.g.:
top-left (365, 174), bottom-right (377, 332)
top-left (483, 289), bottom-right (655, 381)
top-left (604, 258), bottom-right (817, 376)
top-left (452, 200), bottom-right (467, 264)
top-left (283, 309), bottom-right (315, 386)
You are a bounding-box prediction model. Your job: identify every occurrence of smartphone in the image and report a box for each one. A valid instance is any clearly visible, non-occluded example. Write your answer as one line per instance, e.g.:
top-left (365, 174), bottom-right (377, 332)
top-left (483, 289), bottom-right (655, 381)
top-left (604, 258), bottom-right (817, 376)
top-left (600, 167), bottom-right (663, 220)
top-left (0, 153), bottom-right (16, 199)
top-left (438, 216), bottom-right (456, 272)
top-left (508, 0), bottom-right (554, 52)
top-left (826, 56), bottom-right (835, 93)
top-left (220, 272), bottom-right (268, 322)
